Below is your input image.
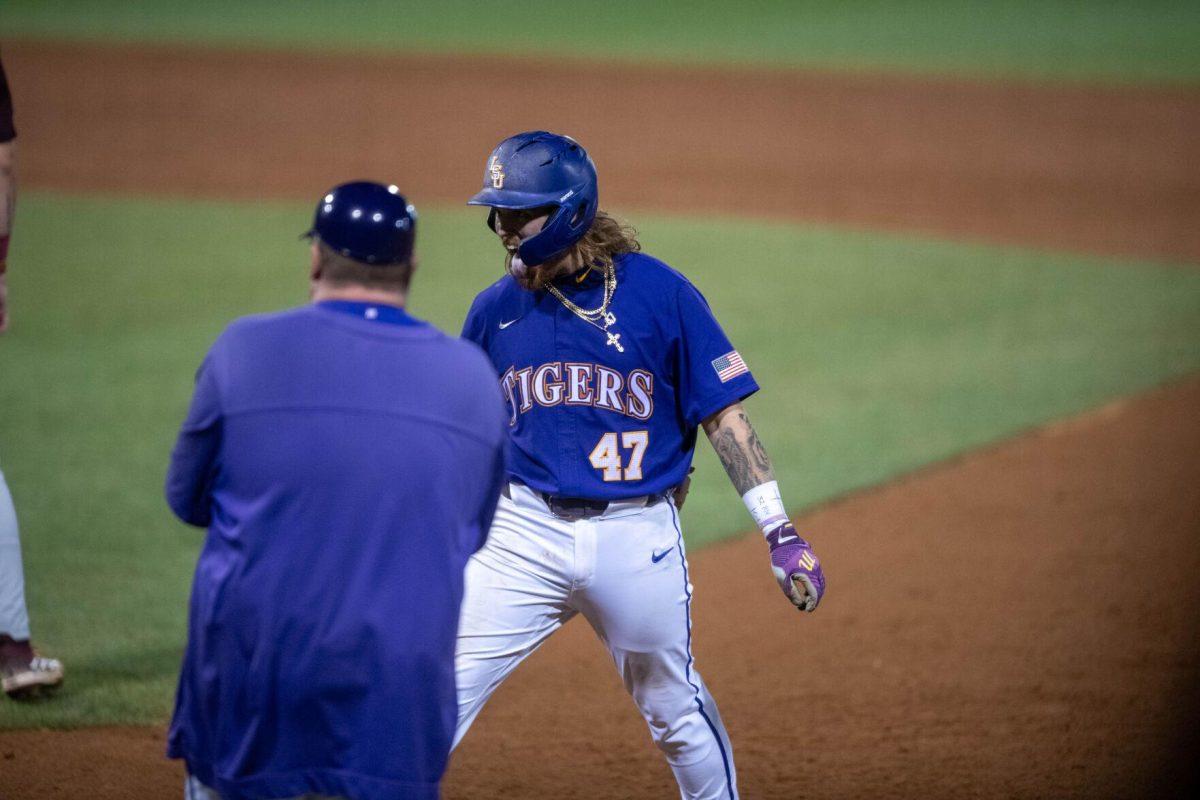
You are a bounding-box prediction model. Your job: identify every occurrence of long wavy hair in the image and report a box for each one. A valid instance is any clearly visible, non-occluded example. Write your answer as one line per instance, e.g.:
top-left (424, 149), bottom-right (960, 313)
top-left (571, 210), bottom-right (641, 271)
top-left (506, 209), bottom-right (642, 289)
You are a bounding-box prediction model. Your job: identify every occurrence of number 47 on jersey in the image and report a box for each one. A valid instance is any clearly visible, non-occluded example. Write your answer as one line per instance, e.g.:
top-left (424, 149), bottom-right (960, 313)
top-left (589, 430), bottom-right (649, 482)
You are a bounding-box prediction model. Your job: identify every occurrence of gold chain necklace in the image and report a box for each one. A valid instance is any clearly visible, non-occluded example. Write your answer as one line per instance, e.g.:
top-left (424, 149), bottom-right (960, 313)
top-left (545, 262), bottom-right (624, 352)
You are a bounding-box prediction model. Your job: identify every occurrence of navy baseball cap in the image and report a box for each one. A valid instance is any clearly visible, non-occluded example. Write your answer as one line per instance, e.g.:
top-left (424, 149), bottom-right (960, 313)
top-left (305, 181), bottom-right (417, 265)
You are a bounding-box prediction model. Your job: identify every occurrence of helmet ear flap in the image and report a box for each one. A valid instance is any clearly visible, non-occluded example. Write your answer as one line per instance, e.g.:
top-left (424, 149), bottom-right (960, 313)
top-left (516, 201), bottom-right (587, 267)
top-left (570, 199), bottom-right (589, 228)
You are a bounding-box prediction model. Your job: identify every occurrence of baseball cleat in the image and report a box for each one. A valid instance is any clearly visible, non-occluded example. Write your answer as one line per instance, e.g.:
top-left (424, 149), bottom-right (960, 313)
top-left (2, 654), bottom-right (65, 699)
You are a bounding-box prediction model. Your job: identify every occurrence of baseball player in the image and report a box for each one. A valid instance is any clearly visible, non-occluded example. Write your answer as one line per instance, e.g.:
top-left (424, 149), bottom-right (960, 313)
top-left (454, 131), bottom-right (826, 799)
top-left (166, 182), bottom-right (508, 799)
top-left (1, 52), bottom-right (66, 700)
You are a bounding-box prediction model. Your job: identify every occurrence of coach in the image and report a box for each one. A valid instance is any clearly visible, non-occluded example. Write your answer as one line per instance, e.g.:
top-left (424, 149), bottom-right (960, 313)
top-left (165, 182), bottom-right (507, 800)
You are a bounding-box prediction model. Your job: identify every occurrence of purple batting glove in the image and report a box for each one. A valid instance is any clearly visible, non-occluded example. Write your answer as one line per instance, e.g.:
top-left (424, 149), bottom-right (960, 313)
top-left (766, 523), bottom-right (825, 612)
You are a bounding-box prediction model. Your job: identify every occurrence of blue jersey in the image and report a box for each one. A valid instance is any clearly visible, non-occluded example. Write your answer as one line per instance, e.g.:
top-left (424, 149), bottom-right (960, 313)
top-left (462, 251), bottom-right (758, 501)
top-left (166, 302), bottom-right (507, 800)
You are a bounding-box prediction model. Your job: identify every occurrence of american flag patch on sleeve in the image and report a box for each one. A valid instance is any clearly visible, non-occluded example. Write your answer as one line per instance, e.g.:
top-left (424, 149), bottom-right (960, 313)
top-left (711, 350), bottom-right (749, 383)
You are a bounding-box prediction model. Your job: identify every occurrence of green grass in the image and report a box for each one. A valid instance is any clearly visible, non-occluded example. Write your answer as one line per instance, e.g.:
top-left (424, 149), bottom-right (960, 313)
top-left (2, 191), bottom-right (1199, 727)
top-left (3, 0), bottom-right (1200, 84)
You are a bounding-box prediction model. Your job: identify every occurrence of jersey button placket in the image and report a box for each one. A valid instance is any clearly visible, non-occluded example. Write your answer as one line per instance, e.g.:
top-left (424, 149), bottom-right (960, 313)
top-left (552, 293), bottom-right (583, 495)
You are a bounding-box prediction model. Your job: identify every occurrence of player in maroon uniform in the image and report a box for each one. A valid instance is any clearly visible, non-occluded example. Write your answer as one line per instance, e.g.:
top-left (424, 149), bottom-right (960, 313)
top-left (0, 53), bottom-right (67, 700)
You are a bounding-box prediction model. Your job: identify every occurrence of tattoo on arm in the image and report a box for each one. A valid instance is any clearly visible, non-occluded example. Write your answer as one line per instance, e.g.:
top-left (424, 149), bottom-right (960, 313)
top-left (705, 406), bottom-right (776, 495)
top-left (710, 426), bottom-right (754, 494)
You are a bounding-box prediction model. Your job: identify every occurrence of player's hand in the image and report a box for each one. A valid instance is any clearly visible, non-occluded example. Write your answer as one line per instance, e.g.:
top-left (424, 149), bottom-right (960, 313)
top-left (766, 523), bottom-right (825, 612)
top-left (672, 467), bottom-right (695, 509)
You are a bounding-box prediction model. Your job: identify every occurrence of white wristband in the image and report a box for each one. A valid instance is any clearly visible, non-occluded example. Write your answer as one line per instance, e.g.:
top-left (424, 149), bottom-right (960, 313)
top-left (741, 480), bottom-right (788, 535)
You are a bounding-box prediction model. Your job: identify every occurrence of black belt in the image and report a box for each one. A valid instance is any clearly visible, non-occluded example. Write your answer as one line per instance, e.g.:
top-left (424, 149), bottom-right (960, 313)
top-left (540, 492), bottom-right (611, 520)
top-left (503, 483), bottom-right (667, 521)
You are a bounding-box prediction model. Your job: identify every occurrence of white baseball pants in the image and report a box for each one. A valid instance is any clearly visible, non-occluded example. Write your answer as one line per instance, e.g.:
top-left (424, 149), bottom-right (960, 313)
top-left (184, 774), bottom-right (346, 800)
top-left (454, 483), bottom-right (738, 800)
top-left (0, 466), bottom-right (31, 640)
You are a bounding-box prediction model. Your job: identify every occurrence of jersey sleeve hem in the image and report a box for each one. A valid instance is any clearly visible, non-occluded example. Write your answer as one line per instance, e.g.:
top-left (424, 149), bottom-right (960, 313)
top-left (687, 377), bottom-right (760, 428)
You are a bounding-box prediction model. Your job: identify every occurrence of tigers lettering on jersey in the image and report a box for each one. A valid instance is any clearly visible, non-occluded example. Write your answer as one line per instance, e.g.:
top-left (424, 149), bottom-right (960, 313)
top-left (462, 252), bottom-right (759, 499)
top-left (499, 362), bottom-right (654, 424)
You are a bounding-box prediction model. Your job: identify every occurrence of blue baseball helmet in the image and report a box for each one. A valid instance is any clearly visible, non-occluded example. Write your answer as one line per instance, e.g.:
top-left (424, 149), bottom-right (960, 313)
top-left (304, 181), bottom-right (417, 265)
top-left (467, 131), bottom-right (598, 266)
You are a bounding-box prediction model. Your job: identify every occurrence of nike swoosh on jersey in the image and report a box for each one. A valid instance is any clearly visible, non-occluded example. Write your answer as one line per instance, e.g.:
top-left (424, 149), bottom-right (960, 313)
top-left (498, 318), bottom-right (520, 329)
top-left (651, 548), bottom-right (671, 563)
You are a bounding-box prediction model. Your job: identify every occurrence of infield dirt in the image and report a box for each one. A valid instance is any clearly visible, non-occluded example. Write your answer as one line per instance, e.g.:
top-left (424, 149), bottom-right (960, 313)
top-left (5, 41), bottom-right (1200, 264)
top-left (1, 41), bottom-right (1198, 799)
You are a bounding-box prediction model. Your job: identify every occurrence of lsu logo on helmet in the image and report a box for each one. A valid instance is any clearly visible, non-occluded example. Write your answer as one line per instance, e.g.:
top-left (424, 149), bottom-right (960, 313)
top-left (489, 156), bottom-right (505, 189)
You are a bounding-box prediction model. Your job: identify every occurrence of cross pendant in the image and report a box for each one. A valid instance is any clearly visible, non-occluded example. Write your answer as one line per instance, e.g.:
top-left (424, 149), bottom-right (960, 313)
top-left (606, 331), bottom-right (625, 352)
